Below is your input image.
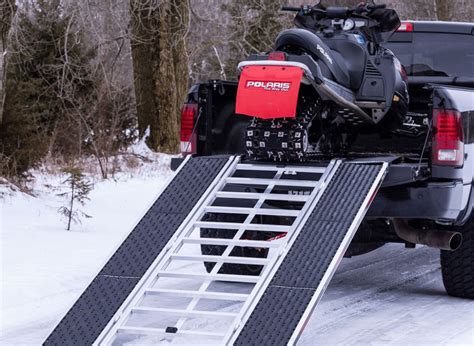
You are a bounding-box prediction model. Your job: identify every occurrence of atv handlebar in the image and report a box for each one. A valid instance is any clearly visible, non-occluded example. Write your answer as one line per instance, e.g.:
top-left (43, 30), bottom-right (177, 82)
top-left (281, 5), bottom-right (326, 16)
top-left (281, 6), bottom-right (300, 12)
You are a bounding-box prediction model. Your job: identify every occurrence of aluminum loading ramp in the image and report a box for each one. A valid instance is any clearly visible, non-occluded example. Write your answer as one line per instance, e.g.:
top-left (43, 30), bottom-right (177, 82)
top-left (44, 156), bottom-right (388, 346)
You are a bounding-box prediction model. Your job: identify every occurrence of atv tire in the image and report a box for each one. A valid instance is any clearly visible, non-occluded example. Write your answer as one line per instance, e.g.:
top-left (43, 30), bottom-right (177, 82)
top-left (200, 214), bottom-right (269, 276)
top-left (441, 212), bottom-right (474, 299)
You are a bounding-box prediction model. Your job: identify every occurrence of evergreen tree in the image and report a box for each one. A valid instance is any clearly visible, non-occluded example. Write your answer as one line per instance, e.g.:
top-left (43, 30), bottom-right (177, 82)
top-left (0, 1), bottom-right (96, 175)
top-left (58, 166), bottom-right (93, 231)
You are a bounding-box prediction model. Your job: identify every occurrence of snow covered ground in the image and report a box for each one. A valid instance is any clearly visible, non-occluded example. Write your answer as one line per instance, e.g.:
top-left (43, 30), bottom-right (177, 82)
top-left (0, 151), bottom-right (173, 345)
top-left (1, 155), bottom-right (473, 345)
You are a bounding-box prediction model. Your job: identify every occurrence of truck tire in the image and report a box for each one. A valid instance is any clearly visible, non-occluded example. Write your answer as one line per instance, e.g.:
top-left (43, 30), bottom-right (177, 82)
top-left (200, 213), bottom-right (269, 276)
top-left (441, 213), bottom-right (474, 299)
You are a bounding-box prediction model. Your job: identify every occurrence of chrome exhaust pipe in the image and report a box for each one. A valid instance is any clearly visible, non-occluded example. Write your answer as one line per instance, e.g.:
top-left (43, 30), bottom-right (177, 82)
top-left (392, 219), bottom-right (463, 251)
top-left (311, 79), bottom-right (376, 124)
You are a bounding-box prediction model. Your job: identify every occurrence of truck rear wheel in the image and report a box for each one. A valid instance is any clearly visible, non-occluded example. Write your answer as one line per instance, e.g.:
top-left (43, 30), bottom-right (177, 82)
top-left (441, 213), bottom-right (474, 299)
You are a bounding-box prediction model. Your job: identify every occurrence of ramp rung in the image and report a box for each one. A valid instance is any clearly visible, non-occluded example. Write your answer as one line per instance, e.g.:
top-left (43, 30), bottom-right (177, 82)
top-left (215, 191), bottom-right (310, 202)
top-left (226, 177), bottom-right (319, 187)
top-left (182, 237), bottom-right (280, 248)
top-left (145, 289), bottom-right (249, 301)
top-left (118, 326), bottom-right (226, 337)
top-left (205, 206), bottom-right (300, 217)
top-left (132, 307), bottom-right (237, 318)
top-left (236, 164), bottom-right (326, 173)
top-left (157, 271), bottom-right (260, 283)
top-left (170, 254), bottom-right (270, 265)
top-left (194, 221), bottom-right (289, 232)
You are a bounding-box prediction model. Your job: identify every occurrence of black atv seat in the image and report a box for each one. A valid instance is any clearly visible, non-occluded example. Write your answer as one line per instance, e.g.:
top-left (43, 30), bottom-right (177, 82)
top-left (276, 29), bottom-right (366, 90)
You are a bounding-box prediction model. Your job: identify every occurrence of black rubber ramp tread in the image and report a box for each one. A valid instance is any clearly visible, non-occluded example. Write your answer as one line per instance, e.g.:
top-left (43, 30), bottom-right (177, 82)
top-left (44, 276), bottom-right (139, 346)
top-left (235, 163), bottom-right (383, 346)
top-left (44, 156), bottom-right (230, 345)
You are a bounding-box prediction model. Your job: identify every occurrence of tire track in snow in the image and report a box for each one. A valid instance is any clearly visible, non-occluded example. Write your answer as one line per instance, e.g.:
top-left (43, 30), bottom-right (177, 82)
top-left (299, 244), bottom-right (474, 345)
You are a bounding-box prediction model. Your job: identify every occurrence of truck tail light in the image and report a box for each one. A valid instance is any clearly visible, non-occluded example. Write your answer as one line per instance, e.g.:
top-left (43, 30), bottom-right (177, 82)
top-left (397, 22), bottom-right (413, 32)
top-left (180, 103), bottom-right (197, 154)
top-left (432, 109), bottom-right (464, 166)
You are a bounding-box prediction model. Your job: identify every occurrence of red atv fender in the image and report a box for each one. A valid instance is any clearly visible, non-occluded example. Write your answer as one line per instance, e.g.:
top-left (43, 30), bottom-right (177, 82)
top-left (236, 65), bottom-right (303, 119)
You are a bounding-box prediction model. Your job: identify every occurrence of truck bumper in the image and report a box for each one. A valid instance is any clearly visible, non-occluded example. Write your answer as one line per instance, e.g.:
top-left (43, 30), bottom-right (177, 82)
top-left (368, 181), bottom-right (472, 224)
top-left (171, 157), bottom-right (472, 224)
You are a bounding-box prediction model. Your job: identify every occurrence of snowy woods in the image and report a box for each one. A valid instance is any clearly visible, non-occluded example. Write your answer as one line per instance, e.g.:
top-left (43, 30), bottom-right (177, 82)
top-left (0, 0), bottom-right (472, 179)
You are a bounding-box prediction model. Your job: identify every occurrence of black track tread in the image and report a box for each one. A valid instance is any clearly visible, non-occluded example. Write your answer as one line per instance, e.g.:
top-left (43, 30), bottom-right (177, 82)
top-left (441, 213), bottom-right (474, 299)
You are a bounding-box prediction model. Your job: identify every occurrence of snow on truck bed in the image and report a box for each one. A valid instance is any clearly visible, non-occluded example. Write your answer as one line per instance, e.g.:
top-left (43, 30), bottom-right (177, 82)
top-left (1, 158), bottom-right (473, 345)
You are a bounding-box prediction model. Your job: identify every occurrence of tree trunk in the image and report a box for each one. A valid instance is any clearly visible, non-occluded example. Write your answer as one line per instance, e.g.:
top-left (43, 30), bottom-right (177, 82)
top-left (129, 0), bottom-right (160, 148)
top-left (68, 179), bottom-right (75, 231)
top-left (171, 0), bottom-right (189, 138)
top-left (129, 0), bottom-right (189, 153)
top-left (0, 0), bottom-right (16, 124)
top-left (154, 1), bottom-right (178, 153)
top-left (435, 0), bottom-right (451, 20)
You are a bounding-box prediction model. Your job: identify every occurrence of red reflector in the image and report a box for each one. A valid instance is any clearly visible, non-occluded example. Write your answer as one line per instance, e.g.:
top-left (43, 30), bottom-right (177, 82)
top-left (432, 109), bottom-right (464, 166)
top-left (268, 51), bottom-right (286, 61)
top-left (236, 66), bottom-right (303, 119)
top-left (180, 104), bottom-right (197, 154)
top-left (397, 22), bottom-right (413, 32)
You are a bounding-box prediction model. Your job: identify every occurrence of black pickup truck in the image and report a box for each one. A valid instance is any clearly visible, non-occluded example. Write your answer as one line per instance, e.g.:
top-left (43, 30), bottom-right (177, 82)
top-left (176, 21), bottom-right (474, 299)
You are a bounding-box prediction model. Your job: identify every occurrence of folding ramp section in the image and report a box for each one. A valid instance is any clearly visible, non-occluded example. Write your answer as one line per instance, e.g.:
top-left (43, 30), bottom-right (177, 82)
top-left (43, 155), bottom-right (236, 346)
top-left (93, 159), bottom-right (340, 345)
top-left (230, 161), bottom-right (389, 345)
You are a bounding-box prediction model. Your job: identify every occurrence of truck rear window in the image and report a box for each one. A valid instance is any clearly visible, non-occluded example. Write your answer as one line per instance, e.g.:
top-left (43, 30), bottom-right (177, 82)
top-left (386, 33), bottom-right (474, 78)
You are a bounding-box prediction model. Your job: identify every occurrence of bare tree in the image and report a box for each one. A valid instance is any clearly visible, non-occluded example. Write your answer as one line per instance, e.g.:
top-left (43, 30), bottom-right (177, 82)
top-left (432, 0), bottom-right (473, 21)
top-left (168, 0), bottom-right (190, 143)
top-left (380, 0), bottom-right (472, 21)
top-left (68, 0), bottom-right (137, 178)
top-left (0, 0), bottom-right (16, 124)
